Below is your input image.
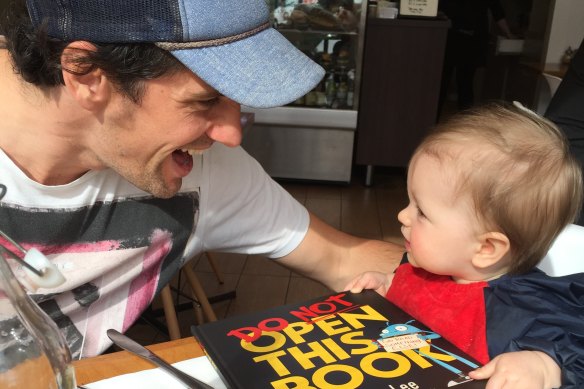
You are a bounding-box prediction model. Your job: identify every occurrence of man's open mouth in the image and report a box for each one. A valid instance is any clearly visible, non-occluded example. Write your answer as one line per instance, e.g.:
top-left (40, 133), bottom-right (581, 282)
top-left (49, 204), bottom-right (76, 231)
top-left (172, 148), bottom-right (194, 167)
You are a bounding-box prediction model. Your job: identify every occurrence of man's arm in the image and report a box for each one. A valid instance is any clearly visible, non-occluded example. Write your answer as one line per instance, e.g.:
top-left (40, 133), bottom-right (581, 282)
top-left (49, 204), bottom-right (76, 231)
top-left (276, 212), bottom-right (404, 292)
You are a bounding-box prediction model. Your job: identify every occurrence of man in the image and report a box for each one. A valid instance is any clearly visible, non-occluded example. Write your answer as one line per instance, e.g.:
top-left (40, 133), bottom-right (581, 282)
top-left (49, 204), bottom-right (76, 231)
top-left (545, 37), bottom-right (584, 226)
top-left (437, 0), bottom-right (513, 118)
top-left (0, 0), bottom-right (402, 358)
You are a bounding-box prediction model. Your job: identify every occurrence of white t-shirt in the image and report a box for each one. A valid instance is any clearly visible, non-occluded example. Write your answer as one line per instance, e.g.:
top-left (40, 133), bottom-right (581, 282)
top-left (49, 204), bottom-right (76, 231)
top-left (0, 144), bottom-right (309, 358)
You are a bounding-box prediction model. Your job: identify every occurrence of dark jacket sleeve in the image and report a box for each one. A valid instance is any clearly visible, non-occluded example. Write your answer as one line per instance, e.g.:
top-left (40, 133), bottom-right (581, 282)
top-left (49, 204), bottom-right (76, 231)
top-left (545, 37), bottom-right (584, 156)
top-left (484, 270), bottom-right (584, 388)
top-left (545, 38), bottom-right (584, 226)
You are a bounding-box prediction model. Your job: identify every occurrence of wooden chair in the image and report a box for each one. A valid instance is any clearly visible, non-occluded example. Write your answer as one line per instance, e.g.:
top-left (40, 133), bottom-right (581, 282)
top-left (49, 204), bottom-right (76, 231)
top-left (161, 252), bottom-right (223, 340)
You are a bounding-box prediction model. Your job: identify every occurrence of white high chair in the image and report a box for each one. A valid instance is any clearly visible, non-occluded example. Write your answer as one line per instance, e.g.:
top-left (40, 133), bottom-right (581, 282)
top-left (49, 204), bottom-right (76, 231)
top-left (536, 73), bottom-right (563, 115)
top-left (538, 224), bottom-right (584, 276)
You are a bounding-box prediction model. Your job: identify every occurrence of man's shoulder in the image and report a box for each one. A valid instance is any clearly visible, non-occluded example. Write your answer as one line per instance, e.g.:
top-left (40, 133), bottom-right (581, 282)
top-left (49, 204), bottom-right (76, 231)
top-left (195, 143), bottom-right (265, 183)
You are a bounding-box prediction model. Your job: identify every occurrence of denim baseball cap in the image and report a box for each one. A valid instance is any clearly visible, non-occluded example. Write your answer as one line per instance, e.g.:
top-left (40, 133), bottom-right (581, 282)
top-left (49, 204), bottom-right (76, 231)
top-left (25, 0), bottom-right (325, 108)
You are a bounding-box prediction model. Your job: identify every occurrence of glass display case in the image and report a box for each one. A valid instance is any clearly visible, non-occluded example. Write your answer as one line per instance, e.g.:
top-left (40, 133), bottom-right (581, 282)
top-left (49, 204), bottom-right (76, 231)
top-left (269, 0), bottom-right (364, 110)
top-left (241, 0), bottom-right (367, 183)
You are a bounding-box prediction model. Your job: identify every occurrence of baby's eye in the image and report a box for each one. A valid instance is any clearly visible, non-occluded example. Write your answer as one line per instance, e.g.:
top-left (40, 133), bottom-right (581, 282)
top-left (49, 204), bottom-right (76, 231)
top-left (416, 206), bottom-right (426, 218)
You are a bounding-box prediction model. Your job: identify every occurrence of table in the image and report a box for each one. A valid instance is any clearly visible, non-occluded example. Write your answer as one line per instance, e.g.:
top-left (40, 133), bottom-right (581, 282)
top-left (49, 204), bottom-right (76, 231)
top-left (542, 63), bottom-right (569, 79)
top-left (522, 61), bottom-right (569, 79)
top-left (73, 337), bottom-right (203, 385)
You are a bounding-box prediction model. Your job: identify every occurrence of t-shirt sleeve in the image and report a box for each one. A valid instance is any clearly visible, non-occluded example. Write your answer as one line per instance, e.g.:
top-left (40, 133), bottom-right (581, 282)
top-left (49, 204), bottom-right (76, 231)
top-left (484, 271), bottom-right (584, 388)
top-left (193, 144), bottom-right (309, 258)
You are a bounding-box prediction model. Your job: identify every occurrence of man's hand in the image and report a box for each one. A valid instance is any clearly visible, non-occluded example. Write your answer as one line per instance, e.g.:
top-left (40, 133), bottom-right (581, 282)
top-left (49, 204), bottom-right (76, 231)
top-left (469, 350), bottom-right (561, 389)
top-left (344, 271), bottom-right (394, 296)
top-left (278, 213), bottom-right (404, 292)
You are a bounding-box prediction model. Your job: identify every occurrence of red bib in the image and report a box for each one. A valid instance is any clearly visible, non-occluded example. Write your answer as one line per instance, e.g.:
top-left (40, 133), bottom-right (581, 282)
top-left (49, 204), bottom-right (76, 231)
top-left (386, 263), bottom-right (490, 364)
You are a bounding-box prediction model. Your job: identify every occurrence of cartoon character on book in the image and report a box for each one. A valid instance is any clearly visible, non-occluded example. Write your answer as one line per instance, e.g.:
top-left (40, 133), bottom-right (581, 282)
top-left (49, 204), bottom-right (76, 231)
top-left (376, 321), bottom-right (479, 387)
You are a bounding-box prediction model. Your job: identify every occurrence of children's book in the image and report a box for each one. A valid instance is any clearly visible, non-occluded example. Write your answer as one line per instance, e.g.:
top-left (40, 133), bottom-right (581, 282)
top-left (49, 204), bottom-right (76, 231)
top-left (191, 290), bottom-right (486, 389)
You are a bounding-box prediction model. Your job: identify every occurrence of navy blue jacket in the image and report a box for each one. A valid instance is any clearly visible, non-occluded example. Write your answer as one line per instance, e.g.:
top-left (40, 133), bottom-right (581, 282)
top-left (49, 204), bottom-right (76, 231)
top-left (486, 269), bottom-right (584, 387)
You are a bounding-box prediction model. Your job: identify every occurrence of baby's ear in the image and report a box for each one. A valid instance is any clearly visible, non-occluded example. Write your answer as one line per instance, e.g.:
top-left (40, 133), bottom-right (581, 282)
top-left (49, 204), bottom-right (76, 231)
top-left (472, 232), bottom-right (510, 269)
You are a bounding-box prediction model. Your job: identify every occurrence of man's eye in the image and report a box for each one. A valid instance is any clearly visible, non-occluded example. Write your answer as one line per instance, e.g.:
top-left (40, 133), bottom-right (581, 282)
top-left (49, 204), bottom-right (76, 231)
top-left (199, 97), bottom-right (220, 108)
top-left (188, 96), bottom-right (222, 112)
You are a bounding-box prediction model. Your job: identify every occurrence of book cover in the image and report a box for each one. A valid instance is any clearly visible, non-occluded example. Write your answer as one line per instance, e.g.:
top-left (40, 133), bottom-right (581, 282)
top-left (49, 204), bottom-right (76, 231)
top-left (191, 290), bottom-right (486, 389)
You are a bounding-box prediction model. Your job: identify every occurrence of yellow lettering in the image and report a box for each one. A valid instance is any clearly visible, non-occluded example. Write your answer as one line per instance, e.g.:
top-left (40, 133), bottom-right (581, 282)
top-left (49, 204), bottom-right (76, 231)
top-left (313, 364), bottom-right (364, 389)
top-left (340, 331), bottom-right (379, 355)
top-left (313, 316), bottom-right (352, 336)
top-left (253, 350), bottom-right (290, 377)
top-left (361, 351), bottom-right (411, 378)
top-left (289, 341), bottom-right (336, 369)
top-left (282, 321), bottom-right (314, 344)
top-left (322, 338), bottom-right (351, 360)
top-left (241, 330), bottom-right (287, 353)
top-left (338, 305), bottom-right (388, 329)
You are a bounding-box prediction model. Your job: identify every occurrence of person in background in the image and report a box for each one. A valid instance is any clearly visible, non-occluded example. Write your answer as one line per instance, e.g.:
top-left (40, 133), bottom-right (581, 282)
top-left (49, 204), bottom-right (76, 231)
top-left (346, 102), bottom-right (584, 388)
top-left (437, 0), bottom-right (514, 119)
top-left (273, 0), bottom-right (293, 26)
top-left (545, 38), bottom-right (584, 226)
top-left (0, 0), bottom-right (403, 358)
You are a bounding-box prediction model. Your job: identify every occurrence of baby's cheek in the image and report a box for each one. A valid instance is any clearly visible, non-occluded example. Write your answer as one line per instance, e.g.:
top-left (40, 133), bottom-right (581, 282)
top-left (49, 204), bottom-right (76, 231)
top-left (407, 233), bottom-right (426, 267)
top-left (405, 251), bottom-right (419, 267)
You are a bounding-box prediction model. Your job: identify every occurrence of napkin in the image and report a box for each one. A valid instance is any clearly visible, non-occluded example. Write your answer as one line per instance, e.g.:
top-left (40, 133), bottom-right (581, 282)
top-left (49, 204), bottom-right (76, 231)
top-left (82, 355), bottom-right (227, 389)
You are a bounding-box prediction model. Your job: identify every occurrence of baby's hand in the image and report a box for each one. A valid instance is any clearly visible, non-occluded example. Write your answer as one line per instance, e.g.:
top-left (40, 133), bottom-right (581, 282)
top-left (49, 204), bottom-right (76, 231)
top-left (343, 271), bottom-right (393, 296)
top-left (469, 350), bottom-right (561, 389)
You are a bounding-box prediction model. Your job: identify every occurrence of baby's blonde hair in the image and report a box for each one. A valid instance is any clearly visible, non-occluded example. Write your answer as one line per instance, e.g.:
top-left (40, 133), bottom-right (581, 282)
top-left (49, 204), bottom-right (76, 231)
top-left (414, 102), bottom-right (583, 274)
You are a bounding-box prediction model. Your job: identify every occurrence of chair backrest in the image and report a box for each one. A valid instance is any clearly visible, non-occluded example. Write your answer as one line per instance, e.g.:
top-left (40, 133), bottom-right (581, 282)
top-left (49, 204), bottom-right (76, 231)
top-left (536, 73), bottom-right (563, 115)
top-left (543, 73), bottom-right (563, 96)
top-left (538, 224), bottom-right (584, 276)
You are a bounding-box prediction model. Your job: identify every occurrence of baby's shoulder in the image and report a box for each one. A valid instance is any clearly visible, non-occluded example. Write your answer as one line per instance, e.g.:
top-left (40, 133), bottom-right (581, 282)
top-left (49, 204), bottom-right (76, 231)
top-left (486, 269), bottom-right (584, 313)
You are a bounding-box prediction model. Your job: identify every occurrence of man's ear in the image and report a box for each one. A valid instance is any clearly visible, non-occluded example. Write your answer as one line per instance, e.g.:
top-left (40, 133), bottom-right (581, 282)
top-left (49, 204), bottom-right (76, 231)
top-left (472, 231), bottom-right (510, 269)
top-left (60, 41), bottom-right (110, 111)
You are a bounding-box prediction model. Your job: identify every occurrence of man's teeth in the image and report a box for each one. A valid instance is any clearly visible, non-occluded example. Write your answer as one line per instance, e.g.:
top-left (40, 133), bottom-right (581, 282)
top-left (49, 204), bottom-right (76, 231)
top-left (180, 148), bottom-right (205, 155)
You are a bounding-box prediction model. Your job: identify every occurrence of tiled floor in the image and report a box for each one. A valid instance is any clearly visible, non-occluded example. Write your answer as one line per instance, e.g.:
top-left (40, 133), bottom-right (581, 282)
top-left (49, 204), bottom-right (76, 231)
top-left (123, 166), bottom-right (409, 347)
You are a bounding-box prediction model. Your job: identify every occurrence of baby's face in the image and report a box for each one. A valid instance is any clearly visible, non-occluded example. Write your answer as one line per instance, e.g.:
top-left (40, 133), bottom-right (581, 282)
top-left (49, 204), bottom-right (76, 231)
top-left (397, 153), bottom-right (483, 282)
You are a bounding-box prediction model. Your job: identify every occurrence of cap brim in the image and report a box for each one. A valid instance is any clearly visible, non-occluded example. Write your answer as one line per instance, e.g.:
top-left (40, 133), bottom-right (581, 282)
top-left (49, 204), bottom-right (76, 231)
top-left (171, 28), bottom-right (325, 108)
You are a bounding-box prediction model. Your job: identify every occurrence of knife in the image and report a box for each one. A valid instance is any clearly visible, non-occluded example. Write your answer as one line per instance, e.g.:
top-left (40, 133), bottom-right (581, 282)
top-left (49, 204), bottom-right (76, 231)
top-left (106, 329), bottom-right (214, 389)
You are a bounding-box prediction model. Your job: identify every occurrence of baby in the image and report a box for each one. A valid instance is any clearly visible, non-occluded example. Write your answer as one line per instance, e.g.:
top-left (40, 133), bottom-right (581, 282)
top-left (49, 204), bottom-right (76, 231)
top-left (346, 102), bottom-right (584, 388)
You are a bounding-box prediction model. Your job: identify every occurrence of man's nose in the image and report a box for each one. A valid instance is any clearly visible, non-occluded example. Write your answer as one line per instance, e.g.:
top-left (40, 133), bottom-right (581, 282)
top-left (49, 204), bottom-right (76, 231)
top-left (206, 121), bottom-right (242, 147)
top-left (206, 100), bottom-right (242, 147)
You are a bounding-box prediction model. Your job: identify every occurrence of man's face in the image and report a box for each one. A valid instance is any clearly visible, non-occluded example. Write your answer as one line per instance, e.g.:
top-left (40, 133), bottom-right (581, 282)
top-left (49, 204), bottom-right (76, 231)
top-left (91, 69), bottom-right (242, 198)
